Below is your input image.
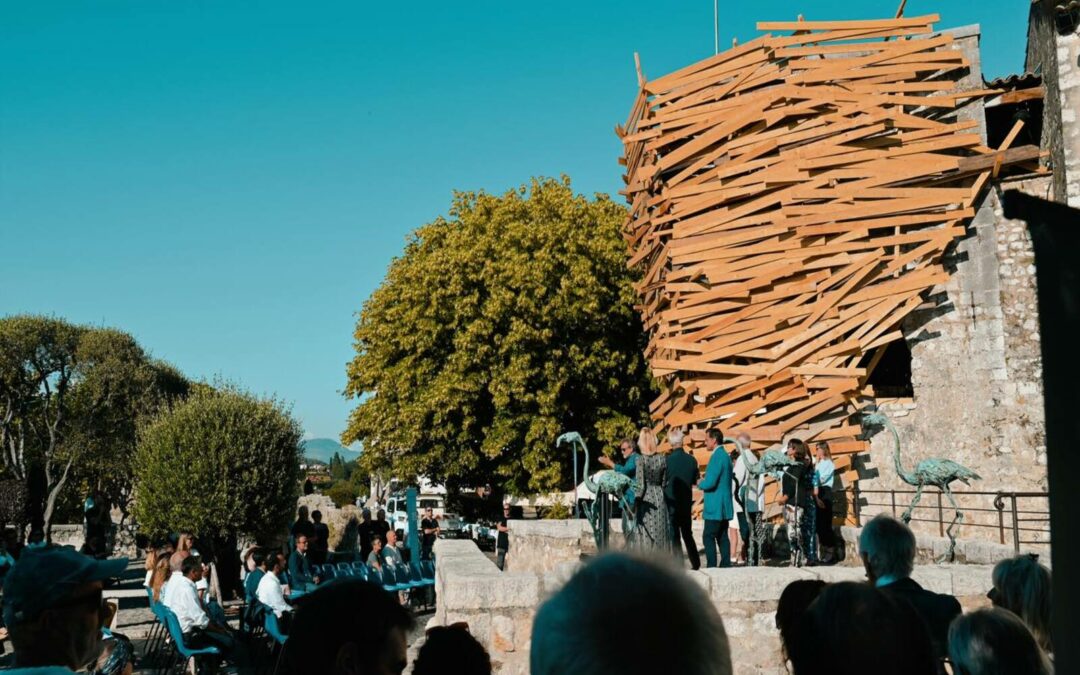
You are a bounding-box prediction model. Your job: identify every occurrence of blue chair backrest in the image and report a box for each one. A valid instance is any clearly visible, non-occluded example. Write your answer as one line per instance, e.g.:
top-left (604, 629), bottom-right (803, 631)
top-left (336, 562), bottom-right (352, 573)
top-left (408, 562), bottom-right (426, 584)
top-left (322, 566), bottom-right (337, 580)
top-left (353, 563), bottom-right (370, 582)
top-left (264, 610), bottom-right (288, 645)
top-left (159, 605), bottom-right (220, 658)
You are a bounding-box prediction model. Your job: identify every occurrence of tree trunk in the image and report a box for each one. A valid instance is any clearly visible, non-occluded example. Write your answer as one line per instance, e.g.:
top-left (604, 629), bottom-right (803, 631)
top-left (41, 459), bottom-right (74, 542)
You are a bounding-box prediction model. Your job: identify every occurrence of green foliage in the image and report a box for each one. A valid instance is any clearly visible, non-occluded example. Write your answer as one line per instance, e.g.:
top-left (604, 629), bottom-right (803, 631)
top-left (343, 177), bottom-right (653, 494)
top-left (541, 502), bottom-right (571, 520)
top-left (328, 452), bottom-right (348, 481)
top-left (133, 388), bottom-right (302, 541)
top-left (325, 481), bottom-right (359, 508)
top-left (0, 315), bottom-right (190, 533)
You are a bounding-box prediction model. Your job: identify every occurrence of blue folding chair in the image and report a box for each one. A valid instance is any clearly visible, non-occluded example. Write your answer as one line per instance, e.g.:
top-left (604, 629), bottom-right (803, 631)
top-left (159, 605), bottom-right (220, 674)
top-left (408, 562), bottom-right (434, 588)
top-left (264, 611), bottom-right (288, 646)
top-left (320, 566), bottom-right (337, 581)
top-left (351, 562), bottom-right (370, 582)
top-left (378, 566), bottom-right (409, 593)
top-left (141, 588), bottom-right (168, 663)
top-left (336, 562), bottom-right (353, 575)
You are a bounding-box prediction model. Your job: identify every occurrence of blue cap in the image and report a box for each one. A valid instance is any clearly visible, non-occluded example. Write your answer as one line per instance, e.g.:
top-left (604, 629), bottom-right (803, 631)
top-left (2, 545), bottom-right (127, 626)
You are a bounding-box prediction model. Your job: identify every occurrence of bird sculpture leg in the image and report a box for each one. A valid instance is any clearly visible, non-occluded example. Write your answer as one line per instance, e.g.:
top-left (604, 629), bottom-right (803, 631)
top-left (941, 483), bottom-right (964, 563)
top-left (901, 483), bottom-right (925, 524)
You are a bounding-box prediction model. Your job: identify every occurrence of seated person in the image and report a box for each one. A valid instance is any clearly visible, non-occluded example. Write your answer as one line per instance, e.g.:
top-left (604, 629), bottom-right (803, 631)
top-left (162, 554), bottom-right (245, 666)
top-left (2, 545), bottom-right (127, 673)
top-left (288, 534), bottom-right (320, 592)
top-left (413, 624), bottom-right (491, 675)
top-left (91, 634), bottom-right (134, 675)
top-left (366, 535), bottom-right (384, 571)
top-left (243, 549), bottom-right (266, 603)
top-left (858, 515), bottom-right (961, 663)
top-left (948, 607), bottom-right (1052, 675)
top-left (256, 552), bottom-right (292, 633)
top-left (380, 529), bottom-right (405, 568)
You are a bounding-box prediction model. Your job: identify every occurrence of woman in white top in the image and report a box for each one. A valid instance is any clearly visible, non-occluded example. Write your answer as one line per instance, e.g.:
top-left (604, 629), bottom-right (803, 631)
top-left (812, 442), bottom-right (837, 564)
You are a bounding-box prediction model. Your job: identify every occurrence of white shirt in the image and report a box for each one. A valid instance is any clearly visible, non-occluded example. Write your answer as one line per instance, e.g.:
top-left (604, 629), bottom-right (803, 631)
top-left (161, 571), bottom-right (209, 634)
top-left (256, 570), bottom-right (291, 617)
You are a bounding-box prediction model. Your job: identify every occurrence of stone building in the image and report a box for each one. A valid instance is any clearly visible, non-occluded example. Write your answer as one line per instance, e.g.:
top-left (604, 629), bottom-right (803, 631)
top-left (859, 7), bottom-right (1079, 547)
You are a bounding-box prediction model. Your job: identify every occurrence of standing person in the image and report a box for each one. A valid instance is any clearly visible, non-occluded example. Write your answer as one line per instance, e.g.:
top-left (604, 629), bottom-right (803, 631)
top-left (633, 427), bottom-right (672, 552)
top-left (779, 439), bottom-right (817, 566)
top-left (598, 438), bottom-right (640, 507)
top-left (2, 546), bottom-right (128, 674)
top-left (812, 442), bottom-right (837, 564)
top-left (665, 428), bottom-right (700, 569)
top-left (732, 432), bottom-right (765, 566)
top-left (420, 507), bottom-right (440, 561)
top-left (290, 506), bottom-right (315, 552)
top-left (288, 535), bottom-right (320, 593)
top-left (496, 504), bottom-right (511, 570)
top-left (358, 509), bottom-right (375, 562)
top-left (310, 510), bottom-right (330, 566)
top-left (698, 428), bottom-right (734, 568)
top-left (373, 509), bottom-right (391, 544)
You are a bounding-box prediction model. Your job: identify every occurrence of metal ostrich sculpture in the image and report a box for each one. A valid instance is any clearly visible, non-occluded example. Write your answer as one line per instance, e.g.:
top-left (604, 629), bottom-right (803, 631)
top-left (732, 438), bottom-right (800, 566)
top-left (557, 431), bottom-right (637, 550)
top-left (861, 410), bottom-right (981, 562)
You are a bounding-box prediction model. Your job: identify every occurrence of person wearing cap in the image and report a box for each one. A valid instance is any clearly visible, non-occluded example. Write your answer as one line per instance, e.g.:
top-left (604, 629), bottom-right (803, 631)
top-left (2, 545), bottom-right (127, 673)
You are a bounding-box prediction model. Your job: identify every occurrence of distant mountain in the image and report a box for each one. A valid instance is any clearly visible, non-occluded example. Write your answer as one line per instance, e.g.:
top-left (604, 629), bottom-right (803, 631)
top-left (302, 438), bottom-right (361, 465)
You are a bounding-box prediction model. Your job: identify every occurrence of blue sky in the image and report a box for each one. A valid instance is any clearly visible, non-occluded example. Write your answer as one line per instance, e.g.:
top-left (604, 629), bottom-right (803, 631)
top-left (0, 0), bottom-right (1030, 440)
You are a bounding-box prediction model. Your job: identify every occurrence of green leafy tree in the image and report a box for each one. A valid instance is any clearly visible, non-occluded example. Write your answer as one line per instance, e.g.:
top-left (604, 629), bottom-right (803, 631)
top-left (133, 387), bottom-right (302, 596)
top-left (0, 316), bottom-right (186, 537)
top-left (326, 481), bottom-right (359, 508)
top-left (343, 177), bottom-right (653, 494)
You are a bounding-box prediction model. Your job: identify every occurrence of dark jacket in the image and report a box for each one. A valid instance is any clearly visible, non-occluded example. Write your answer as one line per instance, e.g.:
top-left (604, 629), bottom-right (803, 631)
top-left (665, 448), bottom-right (700, 515)
top-left (288, 549), bottom-right (314, 586)
top-left (780, 463), bottom-right (813, 507)
top-left (879, 577), bottom-right (961, 661)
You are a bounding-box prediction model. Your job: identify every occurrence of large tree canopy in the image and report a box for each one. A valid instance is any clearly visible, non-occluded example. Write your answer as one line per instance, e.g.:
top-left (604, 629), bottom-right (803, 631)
top-left (343, 177), bottom-right (654, 494)
top-left (133, 388), bottom-right (302, 543)
top-left (0, 315), bottom-right (188, 535)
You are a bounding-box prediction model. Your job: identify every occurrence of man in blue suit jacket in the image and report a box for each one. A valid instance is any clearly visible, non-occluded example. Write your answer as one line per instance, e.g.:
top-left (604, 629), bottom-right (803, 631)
top-left (697, 428), bottom-right (734, 567)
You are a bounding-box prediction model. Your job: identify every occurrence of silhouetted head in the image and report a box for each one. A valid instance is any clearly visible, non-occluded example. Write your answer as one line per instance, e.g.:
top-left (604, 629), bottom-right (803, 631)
top-left (858, 514), bottom-right (915, 585)
top-left (989, 554), bottom-right (1052, 653)
top-left (948, 608), bottom-right (1051, 675)
top-left (776, 580), bottom-right (826, 661)
top-left (413, 624), bottom-right (491, 675)
top-left (532, 553), bottom-right (731, 675)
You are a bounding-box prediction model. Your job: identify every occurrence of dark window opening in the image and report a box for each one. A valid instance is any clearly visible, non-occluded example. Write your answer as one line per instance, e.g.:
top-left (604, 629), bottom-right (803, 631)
top-left (860, 340), bottom-right (914, 398)
top-left (986, 99), bottom-right (1044, 160)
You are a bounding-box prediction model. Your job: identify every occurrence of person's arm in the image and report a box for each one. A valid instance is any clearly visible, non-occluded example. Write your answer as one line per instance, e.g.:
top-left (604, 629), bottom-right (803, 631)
top-left (698, 453), bottom-right (720, 491)
top-left (613, 454), bottom-right (636, 477)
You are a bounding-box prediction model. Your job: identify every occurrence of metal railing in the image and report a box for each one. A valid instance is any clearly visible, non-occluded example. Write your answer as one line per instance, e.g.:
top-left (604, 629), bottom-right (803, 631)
top-left (842, 486), bottom-right (1050, 553)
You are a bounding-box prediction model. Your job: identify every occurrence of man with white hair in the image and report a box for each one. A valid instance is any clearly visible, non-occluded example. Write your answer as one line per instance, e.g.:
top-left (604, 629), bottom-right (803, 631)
top-left (664, 427), bottom-right (700, 569)
top-left (531, 553), bottom-right (732, 675)
top-left (859, 514), bottom-right (960, 662)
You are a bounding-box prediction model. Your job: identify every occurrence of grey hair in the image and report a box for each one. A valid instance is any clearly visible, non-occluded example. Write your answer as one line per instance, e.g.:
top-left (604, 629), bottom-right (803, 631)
top-left (668, 428), bottom-right (685, 448)
top-left (531, 553), bottom-right (732, 675)
top-left (858, 514), bottom-right (915, 580)
top-left (948, 608), bottom-right (1052, 675)
top-left (991, 555), bottom-right (1052, 652)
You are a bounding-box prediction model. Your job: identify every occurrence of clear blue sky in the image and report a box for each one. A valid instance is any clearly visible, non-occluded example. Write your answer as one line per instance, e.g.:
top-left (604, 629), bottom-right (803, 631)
top-left (0, 0), bottom-right (1029, 441)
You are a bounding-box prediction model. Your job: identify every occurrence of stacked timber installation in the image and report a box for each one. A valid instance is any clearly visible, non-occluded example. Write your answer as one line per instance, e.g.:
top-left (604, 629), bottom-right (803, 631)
top-left (617, 14), bottom-right (1044, 512)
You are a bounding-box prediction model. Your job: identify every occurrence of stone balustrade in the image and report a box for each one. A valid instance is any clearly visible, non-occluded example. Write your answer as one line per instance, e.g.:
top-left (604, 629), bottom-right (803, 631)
top-left (433, 529), bottom-right (997, 675)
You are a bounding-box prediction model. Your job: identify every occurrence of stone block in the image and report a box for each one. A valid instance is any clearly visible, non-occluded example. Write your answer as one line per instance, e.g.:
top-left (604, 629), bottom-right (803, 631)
top-left (443, 573), bottom-right (541, 611)
top-left (949, 565), bottom-right (995, 598)
top-left (491, 615), bottom-right (516, 653)
top-left (753, 611), bottom-right (780, 637)
top-left (911, 566), bottom-right (954, 595)
top-left (704, 566), bottom-right (815, 602)
top-left (724, 615), bottom-right (750, 637)
top-left (685, 569), bottom-right (711, 595)
top-left (804, 566), bottom-right (866, 584)
top-left (541, 560), bottom-right (581, 597)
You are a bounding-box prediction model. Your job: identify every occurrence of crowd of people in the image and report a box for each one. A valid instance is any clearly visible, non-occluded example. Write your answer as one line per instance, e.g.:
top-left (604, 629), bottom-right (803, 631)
top-left (600, 426), bottom-right (837, 568)
top-left (532, 514), bottom-right (1054, 675)
top-left (0, 507), bottom-right (1056, 675)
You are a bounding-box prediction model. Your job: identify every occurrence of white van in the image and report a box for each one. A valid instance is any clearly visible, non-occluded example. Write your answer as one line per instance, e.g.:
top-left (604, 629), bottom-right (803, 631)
top-left (385, 493), bottom-right (465, 539)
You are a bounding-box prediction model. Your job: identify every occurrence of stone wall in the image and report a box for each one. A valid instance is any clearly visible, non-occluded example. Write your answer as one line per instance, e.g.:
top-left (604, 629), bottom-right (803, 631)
top-left (837, 525), bottom-right (1040, 567)
top-left (433, 538), bottom-right (995, 675)
top-left (857, 27), bottom-right (1049, 544)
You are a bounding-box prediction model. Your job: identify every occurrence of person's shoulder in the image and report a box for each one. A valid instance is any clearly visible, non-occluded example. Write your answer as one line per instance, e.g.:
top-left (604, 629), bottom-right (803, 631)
top-left (2, 667), bottom-right (77, 674)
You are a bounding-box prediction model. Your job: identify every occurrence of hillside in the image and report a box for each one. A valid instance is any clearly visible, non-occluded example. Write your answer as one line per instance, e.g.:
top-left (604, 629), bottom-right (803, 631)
top-left (301, 437), bottom-right (361, 464)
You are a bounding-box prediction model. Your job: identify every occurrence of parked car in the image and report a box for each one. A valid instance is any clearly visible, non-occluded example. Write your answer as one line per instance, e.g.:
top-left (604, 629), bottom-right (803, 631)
top-left (386, 492), bottom-right (467, 539)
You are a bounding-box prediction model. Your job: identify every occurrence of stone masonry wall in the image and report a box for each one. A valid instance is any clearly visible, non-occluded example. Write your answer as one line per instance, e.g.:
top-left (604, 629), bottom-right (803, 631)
top-left (858, 28), bottom-right (1049, 546)
top-left (433, 538), bottom-right (995, 675)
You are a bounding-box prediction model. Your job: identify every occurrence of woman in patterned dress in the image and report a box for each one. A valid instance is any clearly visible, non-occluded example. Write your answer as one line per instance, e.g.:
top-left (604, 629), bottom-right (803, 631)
top-left (633, 427), bottom-right (672, 552)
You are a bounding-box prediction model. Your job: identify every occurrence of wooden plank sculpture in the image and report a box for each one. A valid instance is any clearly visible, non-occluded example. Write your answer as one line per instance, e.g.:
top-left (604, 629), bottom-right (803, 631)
top-left (616, 14), bottom-right (1042, 515)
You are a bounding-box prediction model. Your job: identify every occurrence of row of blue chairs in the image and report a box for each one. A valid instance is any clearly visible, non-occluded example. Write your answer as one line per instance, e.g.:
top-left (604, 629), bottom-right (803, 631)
top-left (313, 560), bottom-right (435, 593)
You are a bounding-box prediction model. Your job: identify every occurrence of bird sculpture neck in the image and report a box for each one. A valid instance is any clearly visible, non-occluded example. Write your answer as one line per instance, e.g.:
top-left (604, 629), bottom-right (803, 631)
top-left (886, 417), bottom-right (914, 485)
